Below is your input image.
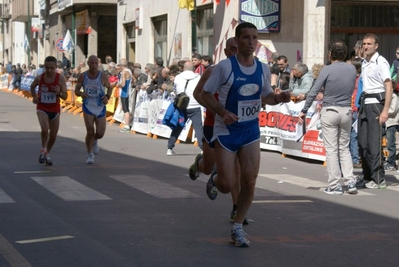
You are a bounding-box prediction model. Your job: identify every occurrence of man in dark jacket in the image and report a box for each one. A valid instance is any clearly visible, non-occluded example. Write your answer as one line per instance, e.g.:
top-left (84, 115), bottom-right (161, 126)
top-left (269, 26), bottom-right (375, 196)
top-left (62, 53), bottom-right (71, 70)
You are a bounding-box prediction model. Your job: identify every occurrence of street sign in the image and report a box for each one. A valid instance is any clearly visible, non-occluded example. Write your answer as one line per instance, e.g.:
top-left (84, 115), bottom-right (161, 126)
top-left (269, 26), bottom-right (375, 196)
top-left (55, 38), bottom-right (64, 52)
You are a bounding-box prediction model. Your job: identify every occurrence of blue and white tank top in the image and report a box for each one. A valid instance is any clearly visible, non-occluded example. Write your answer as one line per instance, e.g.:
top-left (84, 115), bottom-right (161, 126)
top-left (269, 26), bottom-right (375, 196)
top-left (120, 69), bottom-right (132, 98)
top-left (82, 71), bottom-right (105, 116)
top-left (225, 56), bottom-right (263, 132)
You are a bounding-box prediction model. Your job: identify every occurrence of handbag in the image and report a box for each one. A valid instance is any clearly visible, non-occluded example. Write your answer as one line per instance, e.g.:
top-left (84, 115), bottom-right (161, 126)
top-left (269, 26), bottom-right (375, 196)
top-left (173, 78), bottom-right (192, 110)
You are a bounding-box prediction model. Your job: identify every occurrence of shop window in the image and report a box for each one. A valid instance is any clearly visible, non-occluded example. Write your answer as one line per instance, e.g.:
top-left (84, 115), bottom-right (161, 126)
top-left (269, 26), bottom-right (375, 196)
top-left (126, 23), bottom-right (136, 39)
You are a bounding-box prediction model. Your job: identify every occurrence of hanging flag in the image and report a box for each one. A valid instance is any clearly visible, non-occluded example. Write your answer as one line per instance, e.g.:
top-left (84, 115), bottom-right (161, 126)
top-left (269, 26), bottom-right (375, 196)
top-left (23, 35), bottom-right (29, 52)
top-left (178, 0), bottom-right (194, 11)
top-left (62, 30), bottom-right (74, 54)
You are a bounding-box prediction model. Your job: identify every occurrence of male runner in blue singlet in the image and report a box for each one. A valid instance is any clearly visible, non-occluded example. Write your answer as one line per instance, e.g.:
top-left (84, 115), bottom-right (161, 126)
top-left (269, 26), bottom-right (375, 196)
top-left (201, 22), bottom-right (291, 247)
top-left (75, 55), bottom-right (113, 164)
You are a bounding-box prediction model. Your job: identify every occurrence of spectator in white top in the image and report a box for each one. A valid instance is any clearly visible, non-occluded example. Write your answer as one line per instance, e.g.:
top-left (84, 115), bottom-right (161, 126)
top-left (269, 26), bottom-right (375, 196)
top-left (166, 61), bottom-right (203, 155)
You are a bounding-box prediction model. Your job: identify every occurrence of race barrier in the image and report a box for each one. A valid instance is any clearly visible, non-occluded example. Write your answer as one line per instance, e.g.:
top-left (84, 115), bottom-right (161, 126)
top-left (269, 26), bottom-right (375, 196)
top-left (260, 100), bottom-right (325, 162)
top-left (2, 75), bottom-right (326, 162)
top-left (112, 90), bottom-right (196, 144)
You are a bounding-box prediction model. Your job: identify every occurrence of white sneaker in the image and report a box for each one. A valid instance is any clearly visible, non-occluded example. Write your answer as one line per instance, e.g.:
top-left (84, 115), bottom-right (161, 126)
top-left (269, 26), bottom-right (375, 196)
top-left (93, 140), bottom-right (100, 154)
top-left (166, 149), bottom-right (175, 156)
top-left (86, 153), bottom-right (94, 164)
top-left (118, 127), bottom-right (130, 133)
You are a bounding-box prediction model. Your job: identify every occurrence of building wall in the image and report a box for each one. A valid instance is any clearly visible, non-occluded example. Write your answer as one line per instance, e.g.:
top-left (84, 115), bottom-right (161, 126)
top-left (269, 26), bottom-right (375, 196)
top-left (48, 12), bottom-right (63, 63)
top-left (12, 22), bottom-right (27, 65)
top-left (258, 0), bottom-right (305, 66)
top-left (1, 20), bottom-right (13, 64)
top-left (212, 0), bottom-right (305, 65)
top-left (117, 0), bottom-right (194, 66)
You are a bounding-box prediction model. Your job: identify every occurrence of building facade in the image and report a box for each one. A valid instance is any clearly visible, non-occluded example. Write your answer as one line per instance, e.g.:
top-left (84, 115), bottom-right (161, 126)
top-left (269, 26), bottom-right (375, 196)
top-left (1, 0), bottom-right (399, 69)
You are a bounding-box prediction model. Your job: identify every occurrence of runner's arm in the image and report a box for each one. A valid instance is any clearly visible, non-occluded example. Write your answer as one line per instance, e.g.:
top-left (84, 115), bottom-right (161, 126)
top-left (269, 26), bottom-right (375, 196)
top-left (193, 66), bottom-right (213, 108)
top-left (102, 72), bottom-right (112, 99)
top-left (201, 90), bottom-right (239, 125)
top-left (262, 91), bottom-right (291, 106)
top-left (74, 73), bottom-right (86, 97)
top-left (58, 75), bottom-right (68, 101)
top-left (30, 76), bottom-right (40, 104)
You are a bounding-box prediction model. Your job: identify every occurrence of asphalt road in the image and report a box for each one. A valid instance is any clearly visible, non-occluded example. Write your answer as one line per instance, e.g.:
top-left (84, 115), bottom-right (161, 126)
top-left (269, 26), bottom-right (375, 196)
top-left (0, 90), bottom-right (399, 267)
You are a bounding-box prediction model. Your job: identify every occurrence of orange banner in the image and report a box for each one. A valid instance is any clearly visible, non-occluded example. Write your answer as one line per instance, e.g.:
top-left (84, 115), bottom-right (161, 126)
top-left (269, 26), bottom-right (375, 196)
top-left (76, 10), bottom-right (91, 35)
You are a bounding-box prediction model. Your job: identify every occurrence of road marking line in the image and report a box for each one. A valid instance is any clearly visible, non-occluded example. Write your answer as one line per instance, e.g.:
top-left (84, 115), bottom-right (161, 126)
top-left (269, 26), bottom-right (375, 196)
top-left (253, 200), bottom-right (313, 203)
top-left (14, 171), bottom-right (50, 174)
top-left (0, 234), bottom-right (32, 267)
top-left (31, 176), bottom-right (112, 201)
top-left (0, 188), bottom-right (14, 203)
top-left (258, 174), bottom-right (375, 196)
top-left (15, 235), bottom-right (74, 244)
top-left (110, 175), bottom-right (200, 198)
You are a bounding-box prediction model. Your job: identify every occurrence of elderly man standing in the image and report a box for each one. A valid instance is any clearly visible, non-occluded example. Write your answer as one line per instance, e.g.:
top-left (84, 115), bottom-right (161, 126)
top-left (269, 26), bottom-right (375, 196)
top-left (289, 62), bottom-right (314, 100)
top-left (166, 61), bottom-right (203, 156)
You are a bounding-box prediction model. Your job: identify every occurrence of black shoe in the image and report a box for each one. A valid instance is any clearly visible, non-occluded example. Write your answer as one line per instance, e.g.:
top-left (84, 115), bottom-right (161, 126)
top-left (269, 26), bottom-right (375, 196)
top-left (38, 152), bottom-right (45, 164)
top-left (230, 210), bottom-right (250, 225)
top-left (355, 175), bottom-right (366, 188)
top-left (45, 155), bottom-right (53, 166)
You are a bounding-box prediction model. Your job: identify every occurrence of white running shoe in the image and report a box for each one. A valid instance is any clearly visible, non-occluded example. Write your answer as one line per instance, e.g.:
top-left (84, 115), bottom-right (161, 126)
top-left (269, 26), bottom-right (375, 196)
top-left (93, 140), bottom-right (100, 154)
top-left (231, 227), bottom-right (250, 247)
top-left (86, 153), bottom-right (94, 164)
top-left (166, 149), bottom-right (175, 156)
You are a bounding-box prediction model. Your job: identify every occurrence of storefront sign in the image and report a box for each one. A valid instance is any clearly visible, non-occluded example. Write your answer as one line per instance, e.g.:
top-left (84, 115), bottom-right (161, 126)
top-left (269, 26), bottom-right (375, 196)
top-left (240, 0), bottom-right (280, 33)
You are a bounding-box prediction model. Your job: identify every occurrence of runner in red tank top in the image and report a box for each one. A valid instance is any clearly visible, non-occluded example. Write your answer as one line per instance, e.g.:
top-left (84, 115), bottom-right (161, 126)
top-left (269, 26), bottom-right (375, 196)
top-left (30, 56), bottom-right (67, 165)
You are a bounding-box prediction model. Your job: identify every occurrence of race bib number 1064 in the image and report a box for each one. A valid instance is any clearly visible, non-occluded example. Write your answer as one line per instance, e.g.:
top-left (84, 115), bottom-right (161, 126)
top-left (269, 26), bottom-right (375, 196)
top-left (238, 99), bottom-right (261, 122)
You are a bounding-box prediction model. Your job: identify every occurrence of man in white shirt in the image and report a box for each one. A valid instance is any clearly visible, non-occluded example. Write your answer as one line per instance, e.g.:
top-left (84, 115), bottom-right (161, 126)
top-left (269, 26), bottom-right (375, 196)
top-left (357, 33), bottom-right (393, 189)
top-left (166, 61), bottom-right (202, 155)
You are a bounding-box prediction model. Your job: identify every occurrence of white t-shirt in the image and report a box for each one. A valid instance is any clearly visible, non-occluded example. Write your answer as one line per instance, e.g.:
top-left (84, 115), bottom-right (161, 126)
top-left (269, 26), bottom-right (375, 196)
top-left (362, 52), bottom-right (391, 104)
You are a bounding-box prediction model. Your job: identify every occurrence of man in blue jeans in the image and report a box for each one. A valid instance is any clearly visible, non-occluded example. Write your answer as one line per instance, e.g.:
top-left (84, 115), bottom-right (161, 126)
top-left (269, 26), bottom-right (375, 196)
top-left (383, 86), bottom-right (399, 171)
top-left (350, 58), bottom-right (362, 168)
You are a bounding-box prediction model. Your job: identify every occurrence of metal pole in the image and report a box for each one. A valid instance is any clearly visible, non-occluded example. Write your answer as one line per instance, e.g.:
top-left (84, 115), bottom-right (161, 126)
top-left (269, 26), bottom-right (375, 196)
top-left (72, 5), bottom-right (75, 67)
top-left (191, 2), bottom-right (197, 55)
top-left (2, 0), bottom-right (4, 63)
top-left (167, 9), bottom-right (180, 66)
top-left (27, 0), bottom-right (31, 65)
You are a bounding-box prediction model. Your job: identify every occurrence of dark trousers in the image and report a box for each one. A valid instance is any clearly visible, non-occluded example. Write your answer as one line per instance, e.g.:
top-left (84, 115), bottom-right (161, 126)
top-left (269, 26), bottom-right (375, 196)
top-left (358, 103), bottom-right (385, 183)
top-left (167, 107), bottom-right (203, 149)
